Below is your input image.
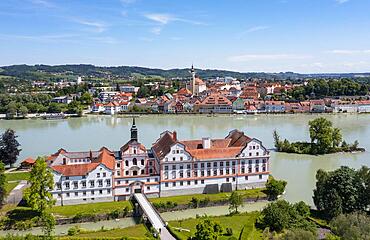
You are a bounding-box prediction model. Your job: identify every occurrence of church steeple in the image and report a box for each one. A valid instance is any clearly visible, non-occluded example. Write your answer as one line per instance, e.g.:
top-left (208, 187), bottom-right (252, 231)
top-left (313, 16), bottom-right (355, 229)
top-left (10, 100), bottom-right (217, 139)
top-left (190, 64), bottom-right (196, 96)
top-left (130, 118), bottom-right (138, 141)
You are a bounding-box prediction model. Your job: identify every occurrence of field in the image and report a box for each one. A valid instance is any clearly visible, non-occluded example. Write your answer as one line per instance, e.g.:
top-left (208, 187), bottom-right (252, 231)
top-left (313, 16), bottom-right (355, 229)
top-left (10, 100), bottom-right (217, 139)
top-left (58, 224), bottom-right (151, 240)
top-left (3, 171), bottom-right (30, 194)
top-left (51, 201), bottom-right (133, 217)
top-left (169, 211), bottom-right (263, 240)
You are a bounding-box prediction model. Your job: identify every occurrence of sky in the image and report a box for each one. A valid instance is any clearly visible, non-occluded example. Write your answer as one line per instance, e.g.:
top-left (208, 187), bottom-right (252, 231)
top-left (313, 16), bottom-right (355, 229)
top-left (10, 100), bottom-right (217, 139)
top-left (0, 0), bottom-right (370, 73)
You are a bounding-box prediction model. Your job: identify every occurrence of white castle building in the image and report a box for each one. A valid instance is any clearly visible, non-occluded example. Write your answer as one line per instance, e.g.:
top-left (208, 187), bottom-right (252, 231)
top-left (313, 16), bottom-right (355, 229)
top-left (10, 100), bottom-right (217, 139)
top-left (48, 119), bottom-right (270, 205)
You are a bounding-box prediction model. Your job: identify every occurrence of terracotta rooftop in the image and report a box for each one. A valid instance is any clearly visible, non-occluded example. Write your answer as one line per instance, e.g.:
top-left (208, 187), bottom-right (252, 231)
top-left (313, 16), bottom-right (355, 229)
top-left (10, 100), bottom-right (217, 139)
top-left (52, 163), bottom-right (100, 176)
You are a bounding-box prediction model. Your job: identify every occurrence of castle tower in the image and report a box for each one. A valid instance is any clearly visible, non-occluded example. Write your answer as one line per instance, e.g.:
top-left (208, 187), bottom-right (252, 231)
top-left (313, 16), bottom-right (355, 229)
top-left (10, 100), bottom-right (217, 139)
top-left (130, 118), bottom-right (138, 141)
top-left (190, 64), bottom-right (196, 96)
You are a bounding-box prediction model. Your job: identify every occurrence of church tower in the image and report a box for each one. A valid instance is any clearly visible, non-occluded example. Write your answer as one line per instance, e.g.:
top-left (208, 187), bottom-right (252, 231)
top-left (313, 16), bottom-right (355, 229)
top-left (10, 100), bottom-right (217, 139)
top-left (130, 118), bottom-right (138, 141)
top-left (190, 64), bottom-right (196, 96)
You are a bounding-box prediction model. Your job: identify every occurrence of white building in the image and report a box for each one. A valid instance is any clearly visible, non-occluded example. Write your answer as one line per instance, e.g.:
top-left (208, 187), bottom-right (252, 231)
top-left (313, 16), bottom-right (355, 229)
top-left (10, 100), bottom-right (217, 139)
top-left (46, 120), bottom-right (270, 205)
top-left (120, 85), bottom-right (140, 94)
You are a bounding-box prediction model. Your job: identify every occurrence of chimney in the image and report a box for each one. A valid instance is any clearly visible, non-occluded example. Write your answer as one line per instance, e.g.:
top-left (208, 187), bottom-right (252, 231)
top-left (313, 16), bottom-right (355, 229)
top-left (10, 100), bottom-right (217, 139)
top-left (202, 137), bottom-right (211, 149)
top-left (173, 131), bottom-right (177, 141)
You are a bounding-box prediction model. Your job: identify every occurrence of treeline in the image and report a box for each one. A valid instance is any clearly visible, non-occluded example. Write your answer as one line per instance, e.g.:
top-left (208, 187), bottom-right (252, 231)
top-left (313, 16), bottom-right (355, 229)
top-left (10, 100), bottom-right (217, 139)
top-left (3, 64), bottom-right (370, 81)
top-left (290, 78), bottom-right (370, 100)
top-left (273, 117), bottom-right (363, 154)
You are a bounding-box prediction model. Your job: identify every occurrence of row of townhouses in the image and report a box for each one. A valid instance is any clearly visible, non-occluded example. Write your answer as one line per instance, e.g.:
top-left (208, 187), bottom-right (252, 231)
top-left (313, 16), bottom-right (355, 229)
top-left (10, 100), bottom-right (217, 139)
top-left (33, 119), bottom-right (270, 205)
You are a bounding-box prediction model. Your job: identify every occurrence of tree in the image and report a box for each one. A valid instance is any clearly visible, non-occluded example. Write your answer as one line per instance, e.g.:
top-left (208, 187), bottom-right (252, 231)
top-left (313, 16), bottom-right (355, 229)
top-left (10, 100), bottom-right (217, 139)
top-left (313, 166), bottom-right (367, 218)
top-left (19, 105), bottom-right (28, 118)
top-left (80, 92), bottom-right (93, 105)
top-left (273, 130), bottom-right (282, 151)
top-left (330, 212), bottom-right (370, 240)
top-left (6, 101), bottom-right (17, 119)
top-left (0, 162), bottom-right (6, 207)
top-left (0, 129), bottom-right (21, 167)
top-left (194, 219), bottom-right (223, 240)
top-left (24, 157), bottom-right (55, 213)
top-left (40, 211), bottom-right (56, 238)
top-left (47, 102), bottom-right (62, 113)
top-left (309, 117), bottom-right (334, 154)
top-left (331, 128), bottom-right (342, 148)
top-left (283, 229), bottom-right (316, 240)
top-left (228, 191), bottom-right (243, 214)
top-left (265, 176), bottom-right (287, 200)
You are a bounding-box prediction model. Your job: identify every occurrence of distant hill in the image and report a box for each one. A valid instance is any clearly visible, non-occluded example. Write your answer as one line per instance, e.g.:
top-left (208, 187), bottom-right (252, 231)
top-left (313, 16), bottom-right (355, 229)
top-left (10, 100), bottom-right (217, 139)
top-left (0, 64), bottom-right (369, 81)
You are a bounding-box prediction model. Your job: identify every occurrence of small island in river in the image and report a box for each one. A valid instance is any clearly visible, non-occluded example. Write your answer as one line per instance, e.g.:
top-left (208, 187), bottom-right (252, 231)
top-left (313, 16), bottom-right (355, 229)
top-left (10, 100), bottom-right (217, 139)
top-left (273, 117), bottom-right (365, 155)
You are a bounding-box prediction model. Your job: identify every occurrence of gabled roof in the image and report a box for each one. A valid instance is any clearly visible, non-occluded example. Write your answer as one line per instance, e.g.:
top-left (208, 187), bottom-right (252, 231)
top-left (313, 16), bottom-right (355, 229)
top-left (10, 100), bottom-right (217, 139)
top-left (120, 139), bottom-right (146, 153)
top-left (151, 131), bottom-right (176, 160)
top-left (187, 147), bottom-right (242, 160)
top-left (226, 129), bottom-right (252, 147)
top-left (52, 163), bottom-right (101, 176)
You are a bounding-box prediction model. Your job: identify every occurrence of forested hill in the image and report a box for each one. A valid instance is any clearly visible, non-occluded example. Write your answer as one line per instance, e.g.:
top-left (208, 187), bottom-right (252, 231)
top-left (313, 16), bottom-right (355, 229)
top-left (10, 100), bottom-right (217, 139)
top-left (0, 64), bottom-right (370, 80)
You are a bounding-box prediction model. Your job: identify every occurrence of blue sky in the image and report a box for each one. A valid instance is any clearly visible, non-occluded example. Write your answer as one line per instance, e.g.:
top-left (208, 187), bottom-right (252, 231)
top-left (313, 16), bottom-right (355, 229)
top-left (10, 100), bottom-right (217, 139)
top-left (1, 0), bottom-right (370, 73)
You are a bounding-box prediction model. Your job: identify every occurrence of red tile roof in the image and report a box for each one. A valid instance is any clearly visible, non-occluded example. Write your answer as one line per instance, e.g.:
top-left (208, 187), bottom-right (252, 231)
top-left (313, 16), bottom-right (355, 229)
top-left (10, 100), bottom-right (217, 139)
top-left (52, 163), bottom-right (100, 176)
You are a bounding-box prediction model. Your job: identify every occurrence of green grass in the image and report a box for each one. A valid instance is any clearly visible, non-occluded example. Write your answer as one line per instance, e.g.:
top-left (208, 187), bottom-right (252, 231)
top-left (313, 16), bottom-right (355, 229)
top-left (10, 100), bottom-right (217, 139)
top-left (58, 224), bottom-right (151, 240)
top-left (169, 211), bottom-right (263, 240)
top-left (150, 188), bottom-right (266, 206)
top-left (51, 201), bottom-right (133, 217)
top-left (5, 172), bottom-right (30, 182)
top-left (5, 181), bottom-right (19, 194)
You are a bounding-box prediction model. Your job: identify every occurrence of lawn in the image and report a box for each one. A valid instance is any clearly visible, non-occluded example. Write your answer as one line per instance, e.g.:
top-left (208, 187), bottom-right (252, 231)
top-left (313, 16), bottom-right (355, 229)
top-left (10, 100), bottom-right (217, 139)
top-left (58, 224), bottom-right (151, 240)
top-left (5, 172), bottom-right (30, 182)
top-left (51, 201), bottom-right (133, 217)
top-left (5, 181), bottom-right (19, 194)
top-left (150, 188), bottom-right (266, 206)
top-left (169, 211), bottom-right (263, 240)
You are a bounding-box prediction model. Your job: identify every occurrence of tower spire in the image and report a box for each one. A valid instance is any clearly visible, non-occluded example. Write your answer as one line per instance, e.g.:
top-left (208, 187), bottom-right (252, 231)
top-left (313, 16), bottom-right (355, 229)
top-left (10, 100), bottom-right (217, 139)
top-left (130, 118), bottom-right (138, 141)
top-left (190, 64), bottom-right (196, 96)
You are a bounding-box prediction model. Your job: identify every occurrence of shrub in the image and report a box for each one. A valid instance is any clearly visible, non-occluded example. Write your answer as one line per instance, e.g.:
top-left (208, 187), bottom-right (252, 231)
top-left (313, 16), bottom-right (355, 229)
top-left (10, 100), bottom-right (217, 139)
top-left (225, 227), bottom-right (233, 236)
top-left (190, 197), bottom-right (199, 208)
top-left (68, 226), bottom-right (80, 236)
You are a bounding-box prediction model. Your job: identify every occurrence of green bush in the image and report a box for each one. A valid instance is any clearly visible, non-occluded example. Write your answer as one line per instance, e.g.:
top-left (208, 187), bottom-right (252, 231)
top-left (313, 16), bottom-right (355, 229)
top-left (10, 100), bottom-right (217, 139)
top-left (225, 227), bottom-right (233, 236)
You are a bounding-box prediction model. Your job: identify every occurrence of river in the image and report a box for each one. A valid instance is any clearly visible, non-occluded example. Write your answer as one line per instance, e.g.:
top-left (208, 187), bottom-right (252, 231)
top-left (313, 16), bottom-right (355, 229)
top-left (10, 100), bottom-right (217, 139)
top-left (0, 114), bottom-right (369, 205)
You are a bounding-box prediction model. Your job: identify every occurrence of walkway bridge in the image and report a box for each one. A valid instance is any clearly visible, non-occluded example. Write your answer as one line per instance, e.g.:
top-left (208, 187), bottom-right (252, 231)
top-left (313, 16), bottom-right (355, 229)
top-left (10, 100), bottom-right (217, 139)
top-left (131, 193), bottom-right (175, 240)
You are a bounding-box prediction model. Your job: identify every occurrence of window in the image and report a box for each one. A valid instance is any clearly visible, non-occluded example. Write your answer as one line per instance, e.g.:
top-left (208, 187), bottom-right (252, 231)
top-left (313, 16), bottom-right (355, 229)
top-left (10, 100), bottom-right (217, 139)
top-left (249, 152), bottom-right (252, 156)
top-left (213, 162), bottom-right (217, 167)
top-left (201, 171), bottom-right (205, 177)
top-left (98, 180), bottom-right (103, 187)
top-left (207, 170), bottom-right (211, 176)
top-left (125, 160), bottom-right (129, 166)
top-left (126, 188), bottom-right (129, 192)
top-left (241, 168), bottom-right (245, 174)
top-left (164, 166), bottom-right (169, 170)
top-left (232, 177), bottom-right (236, 182)
top-left (133, 170), bottom-right (138, 176)
top-left (176, 150), bottom-right (180, 154)
top-left (201, 163), bottom-right (204, 168)
top-left (125, 171), bottom-right (129, 176)
top-left (248, 160), bottom-right (252, 164)
top-left (133, 158), bottom-right (137, 165)
top-left (253, 145), bottom-right (256, 149)
top-left (180, 165), bottom-right (184, 170)
top-left (125, 180), bottom-right (129, 184)
top-left (56, 183), bottom-right (61, 190)
top-left (117, 162), bottom-right (121, 168)
top-left (149, 169), bottom-right (153, 174)
top-left (116, 171), bottom-right (121, 176)
top-left (187, 181), bottom-right (191, 185)
top-left (263, 159), bottom-right (266, 164)
top-left (141, 159), bottom-right (144, 165)
top-left (187, 171), bottom-right (191, 178)
top-left (220, 162), bottom-right (224, 167)
top-left (232, 168), bottom-right (236, 174)
top-left (74, 192), bottom-right (78, 196)
top-left (256, 160), bottom-right (259, 164)
top-left (194, 180), bottom-right (198, 185)
top-left (263, 165), bottom-right (266, 172)
top-left (89, 181), bottom-right (94, 187)
top-left (213, 170), bottom-right (217, 176)
top-left (180, 157), bottom-right (183, 161)
top-left (141, 169), bottom-right (145, 175)
top-left (83, 191), bottom-right (86, 196)
top-left (107, 189), bottom-right (111, 194)
top-left (103, 173), bottom-right (106, 177)
top-left (232, 161), bottom-right (236, 166)
top-left (147, 186), bottom-right (150, 190)
top-left (66, 193), bottom-right (70, 197)
top-left (149, 161), bottom-right (153, 166)
top-left (180, 171), bottom-right (184, 178)
top-left (106, 179), bottom-right (111, 186)
top-left (172, 157), bottom-right (176, 161)
top-left (248, 167), bottom-right (252, 173)
top-left (165, 183), bottom-right (169, 187)
top-left (256, 152), bottom-right (259, 156)
top-left (194, 163), bottom-right (198, 169)
top-left (97, 173), bottom-right (100, 178)
top-left (172, 165), bottom-right (176, 170)
top-left (172, 150), bottom-right (175, 154)
top-left (201, 180), bottom-right (204, 184)
top-left (180, 181), bottom-right (183, 186)
top-left (91, 190), bottom-right (95, 195)
top-left (226, 162), bottom-right (230, 167)
top-left (117, 180), bottom-right (121, 185)
top-left (81, 181), bottom-right (86, 188)
top-left (255, 167), bottom-right (259, 173)
top-left (99, 190), bottom-right (103, 194)
top-left (187, 164), bottom-right (191, 169)
top-left (259, 175), bottom-right (263, 179)
top-left (245, 176), bottom-right (248, 180)
top-left (147, 178), bottom-right (150, 182)
top-left (226, 169), bottom-right (230, 175)
top-left (226, 178), bottom-right (229, 182)
top-left (207, 163), bottom-right (211, 168)
top-left (65, 182), bottom-right (70, 189)
top-left (220, 169), bottom-right (224, 175)
top-left (172, 182), bottom-right (176, 187)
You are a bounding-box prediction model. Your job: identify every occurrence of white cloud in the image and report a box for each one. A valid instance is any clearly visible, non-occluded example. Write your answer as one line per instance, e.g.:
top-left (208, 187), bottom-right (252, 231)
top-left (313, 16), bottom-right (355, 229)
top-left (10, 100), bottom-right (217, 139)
top-left (144, 13), bottom-right (206, 25)
top-left (245, 25), bottom-right (270, 33)
top-left (336, 0), bottom-right (349, 4)
top-left (29, 0), bottom-right (54, 8)
top-left (150, 27), bottom-right (162, 35)
top-left (328, 49), bottom-right (370, 55)
top-left (228, 54), bottom-right (312, 62)
top-left (73, 19), bottom-right (107, 33)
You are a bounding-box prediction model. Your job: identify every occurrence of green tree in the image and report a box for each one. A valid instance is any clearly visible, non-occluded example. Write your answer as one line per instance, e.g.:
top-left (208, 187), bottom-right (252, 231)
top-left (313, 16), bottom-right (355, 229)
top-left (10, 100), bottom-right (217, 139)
top-left (0, 162), bottom-right (6, 207)
top-left (313, 166), bottom-right (367, 218)
top-left (80, 92), bottom-right (93, 105)
top-left (258, 200), bottom-right (292, 232)
top-left (331, 128), bottom-right (342, 148)
top-left (0, 129), bottom-right (22, 167)
top-left (330, 212), bottom-right (370, 240)
top-left (282, 229), bottom-right (316, 240)
top-left (194, 219), bottom-right (223, 240)
top-left (47, 103), bottom-right (62, 113)
top-left (6, 101), bottom-right (17, 119)
top-left (265, 176), bottom-right (287, 200)
top-left (309, 117), bottom-right (334, 154)
top-left (24, 157), bottom-right (55, 213)
top-left (273, 130), bottom-right (282, 151)
top-left (19, 105), bottom-right (28, 118)
top-left (40, 212), bottom-right (56, 239)
top-left (228, 191), bottom-right (243, 214)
